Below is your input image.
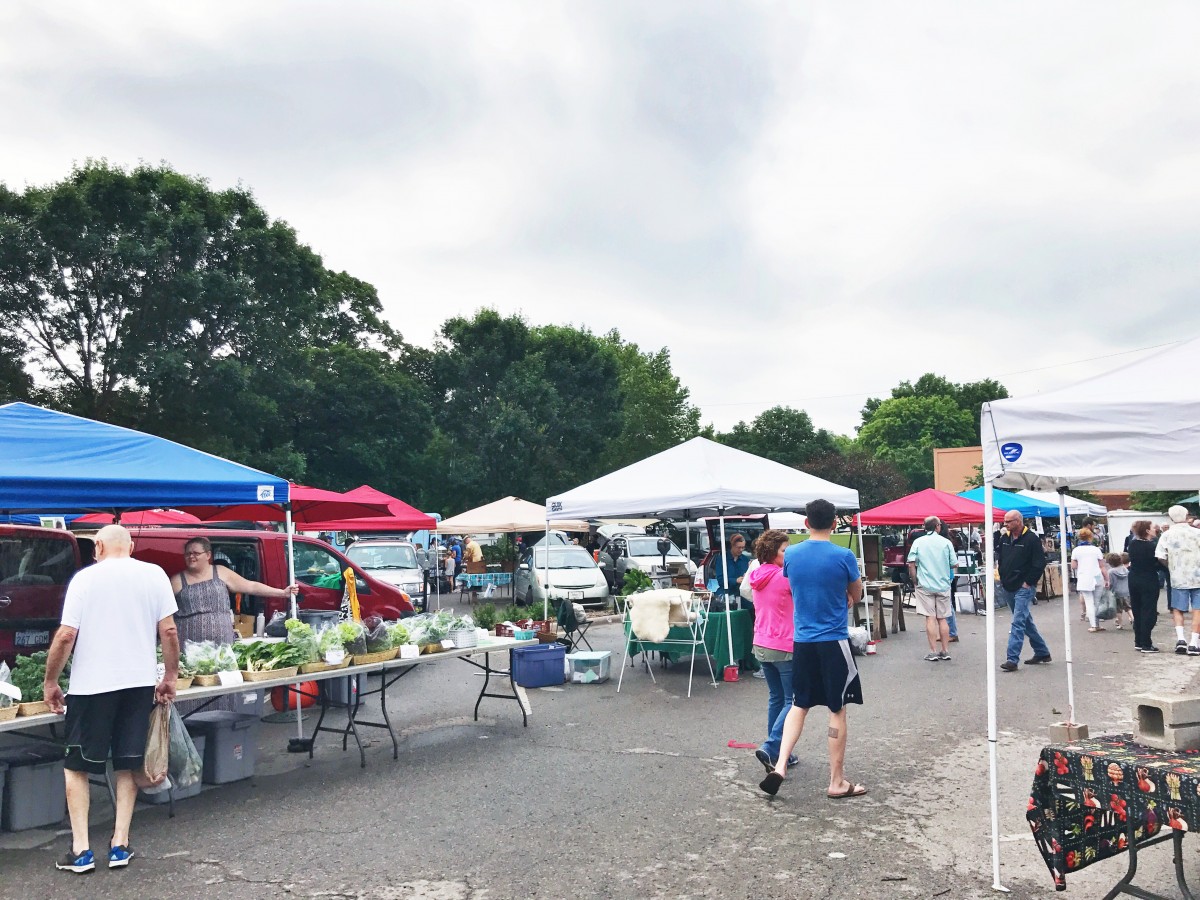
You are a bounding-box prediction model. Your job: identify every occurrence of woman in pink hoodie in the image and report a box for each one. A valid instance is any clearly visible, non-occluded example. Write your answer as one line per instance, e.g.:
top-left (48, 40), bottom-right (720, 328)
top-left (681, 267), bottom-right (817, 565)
top-left (748, 529), bottom-right (797, 771)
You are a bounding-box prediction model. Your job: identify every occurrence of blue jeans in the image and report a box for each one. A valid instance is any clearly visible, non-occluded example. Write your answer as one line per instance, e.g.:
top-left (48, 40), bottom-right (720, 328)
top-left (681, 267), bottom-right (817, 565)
top-left (1000, 584), bottom-right (1050, 663)
top-left (759, 657), bottom-right (793, 761)
top-left (947, 604), bottom-right (958, 638)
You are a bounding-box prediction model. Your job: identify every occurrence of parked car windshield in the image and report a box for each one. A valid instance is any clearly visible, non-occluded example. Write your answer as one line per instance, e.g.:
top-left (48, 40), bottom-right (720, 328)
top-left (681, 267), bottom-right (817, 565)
top-left (346, 544), bottom-right (418, 570)
top-left (626, 537), bottom-right (685, 559)
top-left (530, 547), bottom-right (597, 569)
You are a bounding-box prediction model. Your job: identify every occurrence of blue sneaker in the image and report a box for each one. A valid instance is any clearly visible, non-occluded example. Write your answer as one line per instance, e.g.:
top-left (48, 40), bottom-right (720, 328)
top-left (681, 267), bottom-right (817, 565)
top-left (108, 845), bottom-right (134, 869)
top-left (56, 848), bottom-right (95, 873)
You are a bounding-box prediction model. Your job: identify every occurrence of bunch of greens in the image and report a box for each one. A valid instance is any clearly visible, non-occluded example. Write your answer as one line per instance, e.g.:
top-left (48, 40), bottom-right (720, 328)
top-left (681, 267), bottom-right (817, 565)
top-left (233, 640), bottom-right (308, 672)
top-left (362, 616), bottom-right (392, 653)
top-left (284, 618), bottom-right (319, 664)
top-left (386, 620), bottom-right (410, 648)
top-left (184, 641), bottom-right (238, 675)
top-left (448, 614), bottom-right (475, 632)
top-left (336, 620), bottom-right (368, 656)
top-left (621, 569), bottom-right (654, 596)
top-left (473, 603), bottom-right (498, 631)
top-left (157, 645), bottom-right (194, 678)
top-left (11, 652), bottom-right (68, 703)
top-left (317, 626), bottom-right (345, 657)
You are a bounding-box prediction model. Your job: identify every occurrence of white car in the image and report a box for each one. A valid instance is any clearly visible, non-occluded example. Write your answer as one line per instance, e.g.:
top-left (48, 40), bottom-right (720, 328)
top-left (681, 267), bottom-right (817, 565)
top-left (344, 539), bottom-right (426, 607)
top-left (515, 545), bottom-right (610, 609)
top-left (609, 533), bottom-right (697, 586)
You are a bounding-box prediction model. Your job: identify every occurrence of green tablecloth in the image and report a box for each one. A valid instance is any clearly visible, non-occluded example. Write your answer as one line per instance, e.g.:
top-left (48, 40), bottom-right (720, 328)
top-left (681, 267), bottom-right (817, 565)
top-left (625, 608), bottom-right (754, 670)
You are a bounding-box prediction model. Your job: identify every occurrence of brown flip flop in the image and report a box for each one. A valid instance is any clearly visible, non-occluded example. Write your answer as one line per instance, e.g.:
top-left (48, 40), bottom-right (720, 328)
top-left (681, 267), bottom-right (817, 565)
top-left (827, 782), bottom-right (867, 799)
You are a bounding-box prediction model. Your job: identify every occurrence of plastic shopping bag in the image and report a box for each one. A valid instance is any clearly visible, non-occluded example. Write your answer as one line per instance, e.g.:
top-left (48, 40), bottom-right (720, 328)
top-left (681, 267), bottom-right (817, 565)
top-left (1095, 587), bottom-right (1116, 621)
top-left (141, 702), bottom-right (171, 786)
top-left (167, 702), bottom-right (204, 790)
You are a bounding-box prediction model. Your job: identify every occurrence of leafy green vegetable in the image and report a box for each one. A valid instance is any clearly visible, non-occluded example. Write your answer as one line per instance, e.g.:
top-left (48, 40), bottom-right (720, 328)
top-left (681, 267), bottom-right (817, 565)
top-left (387, 621), bottom-right (410, 647)
top-left (11, 652), bottom-right (68, 703)
top-left (284, 618), bottom-right (319, 664)
top-left (233, 640), bottom-right (307, 672)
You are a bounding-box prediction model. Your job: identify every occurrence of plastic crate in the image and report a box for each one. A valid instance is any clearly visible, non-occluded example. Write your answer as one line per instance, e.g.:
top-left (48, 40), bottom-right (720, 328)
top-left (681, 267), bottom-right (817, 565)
top-left (566, 650), bottom-right (612, 684)
top-left (237, 689), bottom-right (264, 717)
top-left (510, 643), bottom-right (566, 688)
top-left (0, 747), bottom-right (66, 831)
top-left (138, 734), bottom-right (206, 805)
top-left (325, 672), bottom-right (367, 708)
top-left (186, 711), bottom-right (259, 784)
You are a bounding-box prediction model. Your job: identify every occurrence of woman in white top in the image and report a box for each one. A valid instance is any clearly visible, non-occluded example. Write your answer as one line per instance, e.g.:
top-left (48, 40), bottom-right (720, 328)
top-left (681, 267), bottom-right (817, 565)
top-left (1072, 527), bottom-right (1110, 632)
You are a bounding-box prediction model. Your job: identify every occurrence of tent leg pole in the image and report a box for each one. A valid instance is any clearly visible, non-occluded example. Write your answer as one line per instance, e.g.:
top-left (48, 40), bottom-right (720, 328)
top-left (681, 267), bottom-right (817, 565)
top-left (719, 513), bottom-right (734, 672)
top-left (285, 505), bottom-right (303, 742)
top-left (544, 517), bottom-right (550, 621)
top-left (1058, 490), bottom-right (1076, 725)
top-left (855, 517), bottom-right (870, 632)
top-left (984, 482), bottom-right (1008, 891)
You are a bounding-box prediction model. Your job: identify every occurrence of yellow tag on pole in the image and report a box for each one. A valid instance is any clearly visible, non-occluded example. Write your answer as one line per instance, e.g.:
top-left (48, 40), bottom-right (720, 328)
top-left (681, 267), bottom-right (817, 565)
top-left (345, 567), bottom-right (361, 621)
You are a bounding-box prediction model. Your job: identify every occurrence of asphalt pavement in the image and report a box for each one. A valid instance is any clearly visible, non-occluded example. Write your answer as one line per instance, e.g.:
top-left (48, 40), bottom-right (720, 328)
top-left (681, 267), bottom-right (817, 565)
top-left (2, 594), bottom-right (1199, 899)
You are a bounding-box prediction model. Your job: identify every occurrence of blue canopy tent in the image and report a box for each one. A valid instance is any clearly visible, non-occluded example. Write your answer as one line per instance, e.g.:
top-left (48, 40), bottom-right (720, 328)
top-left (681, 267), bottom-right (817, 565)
top-left (0, 403), bottom-right (290, 512)
top-left (958, 486), bottom-right (1059, 519)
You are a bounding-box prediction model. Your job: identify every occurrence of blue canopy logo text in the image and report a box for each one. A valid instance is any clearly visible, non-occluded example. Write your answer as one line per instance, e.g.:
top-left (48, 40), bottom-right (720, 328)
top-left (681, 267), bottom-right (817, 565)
top-left (1000, 443), bottom-right (1023, 463)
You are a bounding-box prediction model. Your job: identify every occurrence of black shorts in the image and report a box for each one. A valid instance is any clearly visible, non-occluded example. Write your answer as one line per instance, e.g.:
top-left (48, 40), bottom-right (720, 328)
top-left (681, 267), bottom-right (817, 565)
top-left (63, 687), bottom-right (156, 775)
top-left (791, 640), bottom-right (863, 713)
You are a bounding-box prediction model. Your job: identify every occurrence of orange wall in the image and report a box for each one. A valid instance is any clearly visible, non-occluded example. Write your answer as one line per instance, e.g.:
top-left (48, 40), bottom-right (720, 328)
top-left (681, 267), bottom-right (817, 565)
top-left (933, 446), bottom-right (983, 493)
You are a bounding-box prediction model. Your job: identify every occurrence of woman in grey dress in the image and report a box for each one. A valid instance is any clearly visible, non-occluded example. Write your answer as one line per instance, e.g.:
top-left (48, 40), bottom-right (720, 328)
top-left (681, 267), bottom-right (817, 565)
top-left (170, 536), bottom-right (297, 711)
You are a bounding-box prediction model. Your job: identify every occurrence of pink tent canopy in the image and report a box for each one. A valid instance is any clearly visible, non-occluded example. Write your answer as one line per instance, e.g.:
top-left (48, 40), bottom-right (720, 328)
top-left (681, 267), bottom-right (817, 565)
top-left (75, 509), bottom-right (201, 526)
top-left (853, 488), bottom-right (1005, 526)
top-left (297, 484), bottom-right (436, 531)
top-left (182, 485), bottom-right (394, 525)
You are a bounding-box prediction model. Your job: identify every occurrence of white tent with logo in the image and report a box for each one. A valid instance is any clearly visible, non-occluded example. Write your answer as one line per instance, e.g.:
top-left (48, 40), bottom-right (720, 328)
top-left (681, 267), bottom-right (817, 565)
top-left (979, 335), bottom-right (1200, 890)
top-left (547, 437), bottom-right (860, 672)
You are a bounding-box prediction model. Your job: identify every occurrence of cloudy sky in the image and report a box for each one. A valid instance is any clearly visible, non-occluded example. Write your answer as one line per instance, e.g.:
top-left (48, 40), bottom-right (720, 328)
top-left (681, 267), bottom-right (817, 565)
top-left (2, 2), bottom-right (1197, 435)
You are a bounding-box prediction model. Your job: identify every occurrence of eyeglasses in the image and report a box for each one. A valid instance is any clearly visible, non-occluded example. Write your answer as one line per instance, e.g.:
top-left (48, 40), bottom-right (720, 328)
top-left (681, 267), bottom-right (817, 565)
top-left (183, 551), bottom-right (209, 558)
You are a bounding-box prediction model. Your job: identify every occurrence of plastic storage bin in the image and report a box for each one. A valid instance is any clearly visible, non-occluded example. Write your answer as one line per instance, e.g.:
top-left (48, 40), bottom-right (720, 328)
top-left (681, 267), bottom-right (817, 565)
top-left (325, 672), bottom-right (367, 708)
top-left (138, 735), bottom-right (206, 805)
top-left (298, 609), bottom-right (341, 631)
top-left (186, 712), bottom-right (259, 784)
top-left (566, 650), bottom-right (612, 684)
top-left (0, 747), bottom-right (66, 830)
top-left (511, 643), bottom-right (566, 688)
top-left (237, 688), bottom-right (264, 717)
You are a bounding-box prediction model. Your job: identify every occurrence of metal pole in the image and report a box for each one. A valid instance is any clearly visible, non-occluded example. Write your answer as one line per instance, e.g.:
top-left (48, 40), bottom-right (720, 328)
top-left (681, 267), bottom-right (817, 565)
top-left (719, 512), bottom-right (735, 672)
top-left (984, 481), bottom-right (1008, 892)
top-left (544, 517), bottom-right (551, 621)
top-left (1058, 489), bottom-right (1076, 725)
top-left (854, 514), bottom-right (871, 634)
top-left (285, 505), bottom-right (303, 740)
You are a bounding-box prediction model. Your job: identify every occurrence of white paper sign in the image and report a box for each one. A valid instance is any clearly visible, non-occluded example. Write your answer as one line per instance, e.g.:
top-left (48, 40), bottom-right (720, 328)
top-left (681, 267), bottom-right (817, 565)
top-left (399, 644), bottom-right (419, 659)
top-left (324, 648), bottom-right (345, 665)
top-left (218, 670), bottom-right (244, 686)
top-left (0, 682), bottom-right (21, 702)
top-left (441, 639), bottom-right (455, 650)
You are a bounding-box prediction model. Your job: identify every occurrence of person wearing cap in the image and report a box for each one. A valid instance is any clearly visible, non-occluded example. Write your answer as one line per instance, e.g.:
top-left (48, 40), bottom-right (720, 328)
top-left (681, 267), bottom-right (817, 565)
top-left (1157, 506), bottom-right (1200, 655)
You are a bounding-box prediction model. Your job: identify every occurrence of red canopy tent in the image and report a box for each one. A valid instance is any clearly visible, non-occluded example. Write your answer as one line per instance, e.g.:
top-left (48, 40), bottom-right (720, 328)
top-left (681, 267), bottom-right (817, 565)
top-left (75, 509), bottom-right (201, 526)
top-left (182, 485), bottom-right (394, 525)
top-left (295, 484), bottom-right (435, 531)
top-left (853, 488), bottom-right (1005, 526)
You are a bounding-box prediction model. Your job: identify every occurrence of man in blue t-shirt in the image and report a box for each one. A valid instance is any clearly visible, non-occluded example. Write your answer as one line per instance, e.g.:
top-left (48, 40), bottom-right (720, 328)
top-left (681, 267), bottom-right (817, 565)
top-left (759, 499), bottom-right (866, 800)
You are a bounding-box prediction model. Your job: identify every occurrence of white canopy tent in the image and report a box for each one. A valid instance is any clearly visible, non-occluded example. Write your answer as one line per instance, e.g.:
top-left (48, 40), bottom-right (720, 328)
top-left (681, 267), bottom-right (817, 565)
top-left (436, 496), bottom-right (589, 534)
top-left (979, 335), bottom-right (1200, 891)
top-left (547, 437), bottom-right (860, 673)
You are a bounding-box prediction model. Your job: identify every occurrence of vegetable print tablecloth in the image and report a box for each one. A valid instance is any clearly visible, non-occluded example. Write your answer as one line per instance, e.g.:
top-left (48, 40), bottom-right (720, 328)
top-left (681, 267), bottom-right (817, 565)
top-left (1028, 734), bottom-right (1200, 890)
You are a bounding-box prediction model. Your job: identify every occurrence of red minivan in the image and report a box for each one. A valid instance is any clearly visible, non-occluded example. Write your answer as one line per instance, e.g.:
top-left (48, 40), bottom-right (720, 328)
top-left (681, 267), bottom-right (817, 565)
top-left (0, 526), bottom-right (413, 664)
top-left (130, 529), bottom-right (415, 623)
top-left (0, 525), bottom-right (86, 665)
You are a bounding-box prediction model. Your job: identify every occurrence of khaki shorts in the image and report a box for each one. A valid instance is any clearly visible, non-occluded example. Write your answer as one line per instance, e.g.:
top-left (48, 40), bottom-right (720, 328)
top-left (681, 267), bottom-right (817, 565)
top-left (914, 586), bottom-right (952, 619)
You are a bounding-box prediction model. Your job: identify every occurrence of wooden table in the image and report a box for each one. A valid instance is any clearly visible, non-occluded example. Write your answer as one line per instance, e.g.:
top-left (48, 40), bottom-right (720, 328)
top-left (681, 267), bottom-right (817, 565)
top-left (862, 581), bottom-right (905, 639)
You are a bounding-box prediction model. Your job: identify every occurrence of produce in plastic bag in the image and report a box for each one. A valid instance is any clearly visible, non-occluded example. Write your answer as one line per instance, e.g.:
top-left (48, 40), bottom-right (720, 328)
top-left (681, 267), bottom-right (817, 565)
top-left (264, 610), bottom-right (290, 638)
top-left (363, 616), bottom-right (391, 653)
top-left (387, 621), bottom-right (410, 648)
top-left (0, 661), bottom-right (13, 708)
top-left (335, 620), bottom-right (367, 656)
top-left (184, 641), bottom-right (219, 675)
top-left (167, 702), bottom-right (204, 789)
top-left (214, 643), bottom-right (238, 672)
top-left (284, 618), bottom-right (319, 663)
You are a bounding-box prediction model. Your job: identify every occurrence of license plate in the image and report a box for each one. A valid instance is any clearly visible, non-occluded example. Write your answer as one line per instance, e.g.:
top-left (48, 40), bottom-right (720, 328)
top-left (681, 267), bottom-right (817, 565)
top-left (568, 591), bottom-right (584, 600)
top-left (15, 629), bottom-right (50, 648)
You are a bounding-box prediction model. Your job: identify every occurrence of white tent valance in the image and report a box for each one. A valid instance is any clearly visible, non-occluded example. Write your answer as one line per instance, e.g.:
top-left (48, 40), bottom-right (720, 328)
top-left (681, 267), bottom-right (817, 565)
top-left (1017, 490), bottom-right (1107, 518)
top-left (546, 437), bottom-right (859, 520)
top-left (982, 337), bottom-right (1200, 491)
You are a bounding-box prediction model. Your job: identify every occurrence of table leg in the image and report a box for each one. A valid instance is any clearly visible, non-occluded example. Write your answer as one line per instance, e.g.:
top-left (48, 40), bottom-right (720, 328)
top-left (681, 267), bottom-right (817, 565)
top-left (1100, 815), bottom-right (1177, 900)
top-left (1174, 829), bottom-right (1196, 900)
top-left (468, 651), bottom-right (527, 727)
top-left (378, 670), bottom-right (399, 760)
top-left (893, 587), bottom-right (906, 632)
top-left (871, 589), bottom-right (887, 640)
top-left (339, 680), bottom-right (367, 768)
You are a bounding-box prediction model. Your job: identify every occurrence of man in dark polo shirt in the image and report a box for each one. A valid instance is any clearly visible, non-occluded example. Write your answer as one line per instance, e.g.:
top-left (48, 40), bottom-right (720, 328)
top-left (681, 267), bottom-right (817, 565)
top-left (998, 510), bottom-right (1050, 672)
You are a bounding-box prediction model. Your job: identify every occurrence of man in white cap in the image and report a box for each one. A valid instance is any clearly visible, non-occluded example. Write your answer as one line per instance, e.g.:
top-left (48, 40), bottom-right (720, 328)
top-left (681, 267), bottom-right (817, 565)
top-left (1157, 506), bottom-right (1200, 655)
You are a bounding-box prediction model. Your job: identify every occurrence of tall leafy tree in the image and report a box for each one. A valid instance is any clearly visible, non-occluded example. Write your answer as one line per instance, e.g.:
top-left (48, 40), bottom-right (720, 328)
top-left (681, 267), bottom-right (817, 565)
top-left (807, 446), bottom-right (910, 511)
top-left (716, 406), bottom-right (839, 469)
top-left (860, 373), bottom-right (1008, 442)
top-left (857, 395), bottom-right (976, 491)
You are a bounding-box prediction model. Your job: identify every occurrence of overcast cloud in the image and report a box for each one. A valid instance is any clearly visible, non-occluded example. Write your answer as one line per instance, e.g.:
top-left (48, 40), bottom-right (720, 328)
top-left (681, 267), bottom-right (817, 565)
top-left (2, 1), bottom-right (1197, 435)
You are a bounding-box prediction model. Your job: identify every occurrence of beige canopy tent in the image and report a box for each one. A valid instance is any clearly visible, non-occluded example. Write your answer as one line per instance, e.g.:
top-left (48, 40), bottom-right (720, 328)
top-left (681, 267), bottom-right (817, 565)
top-left (436, 496), bottom-right (589, 534)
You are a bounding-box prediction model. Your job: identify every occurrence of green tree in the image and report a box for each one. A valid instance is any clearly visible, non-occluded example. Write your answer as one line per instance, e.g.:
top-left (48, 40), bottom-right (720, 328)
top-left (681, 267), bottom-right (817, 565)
top-left (861, 373), bottom-right (1008, 443)
top-left (1129, 491), bottom-right (1195, 512)
top-left (807, 447), bottom-right (910, 510)
top-left (857, 395), bottom-right (975, 491)
top-left (600, 335), bottom-right (700, 471)
top-left (0, 335), bottom-right (33, 404)
top-left (716, 406), bottom-right (839, 469)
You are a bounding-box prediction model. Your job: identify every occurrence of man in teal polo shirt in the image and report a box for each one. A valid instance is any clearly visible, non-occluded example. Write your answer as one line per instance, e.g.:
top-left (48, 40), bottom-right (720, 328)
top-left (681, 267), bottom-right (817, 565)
top-left (908, 516), bottom-right (958, 662)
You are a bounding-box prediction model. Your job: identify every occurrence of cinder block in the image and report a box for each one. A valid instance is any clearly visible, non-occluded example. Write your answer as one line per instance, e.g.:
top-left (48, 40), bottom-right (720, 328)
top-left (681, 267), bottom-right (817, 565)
top-left (1135, 719), bottom-right (1200, 752)
top-left (1048, 722), bottom-right (1089, 743)
top-left (1132, 693), bottom-right (1200, 728)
